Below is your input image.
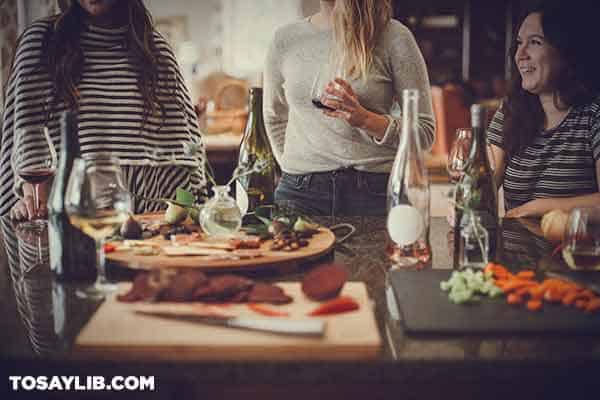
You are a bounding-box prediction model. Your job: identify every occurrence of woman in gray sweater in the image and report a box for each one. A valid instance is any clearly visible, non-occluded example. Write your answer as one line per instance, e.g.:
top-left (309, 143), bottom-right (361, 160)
top-left (263, 0), bottom-right (435, 216)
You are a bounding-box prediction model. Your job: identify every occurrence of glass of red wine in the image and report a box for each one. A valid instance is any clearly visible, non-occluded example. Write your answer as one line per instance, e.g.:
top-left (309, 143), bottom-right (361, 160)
top-left (11, 126), bottom-right (58, 229)
top-left (310, 59), bottom-right (344, 112)
top-left (562, 207), bottom-right (600, 271)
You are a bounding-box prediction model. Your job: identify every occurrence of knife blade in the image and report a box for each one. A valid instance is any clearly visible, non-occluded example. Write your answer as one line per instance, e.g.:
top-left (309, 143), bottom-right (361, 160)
top-left (134, 309), bottom-right (326, 337)
top-left (545, 271), bottom-right (600, 295)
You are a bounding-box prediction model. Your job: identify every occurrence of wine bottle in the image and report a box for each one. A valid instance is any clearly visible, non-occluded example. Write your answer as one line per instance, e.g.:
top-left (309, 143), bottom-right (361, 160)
top-left (236, 87), bottom-right (276, 216)
top-left (47, 112), bottom-right (96, 282)
top-left (386, 89), bottom-right (432, 268)
top-left (453, 104), bottom-right (498, 268)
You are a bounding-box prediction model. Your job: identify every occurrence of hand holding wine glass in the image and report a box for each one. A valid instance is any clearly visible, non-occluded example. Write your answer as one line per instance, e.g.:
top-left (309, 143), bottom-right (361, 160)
top-left (10, 127), bottom-right (57, 227)
top-left (65, 155), bottom-right (131, 299)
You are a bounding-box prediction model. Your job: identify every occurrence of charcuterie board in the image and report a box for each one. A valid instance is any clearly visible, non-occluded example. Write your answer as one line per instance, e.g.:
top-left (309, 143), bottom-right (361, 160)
top-left (74, 282), bottom-right (381, 360)
top-left (105, 213), bottom-right (336, 271)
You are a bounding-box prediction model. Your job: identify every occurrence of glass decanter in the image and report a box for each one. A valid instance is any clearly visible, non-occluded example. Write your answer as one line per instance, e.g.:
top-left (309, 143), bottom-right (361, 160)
top-left (199, 185), bottom-right (242, 236)
top-left (458, 211), bottom-right (489, 269)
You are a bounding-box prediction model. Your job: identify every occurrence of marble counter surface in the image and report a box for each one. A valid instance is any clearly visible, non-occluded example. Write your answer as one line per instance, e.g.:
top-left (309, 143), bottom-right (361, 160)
top-left (1, 215), bottom-right (598, 398)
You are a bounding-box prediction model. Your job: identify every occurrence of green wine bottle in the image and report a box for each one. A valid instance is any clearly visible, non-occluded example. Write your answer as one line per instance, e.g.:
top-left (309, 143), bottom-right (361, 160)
top-left (236, 87), bottom-right (276, 216)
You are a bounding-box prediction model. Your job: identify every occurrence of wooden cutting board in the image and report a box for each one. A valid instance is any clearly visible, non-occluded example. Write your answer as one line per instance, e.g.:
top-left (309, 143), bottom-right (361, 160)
top-left (106, 214), bottom-right (336, 271)
top-left (74, 282), bottom-right (381, 361)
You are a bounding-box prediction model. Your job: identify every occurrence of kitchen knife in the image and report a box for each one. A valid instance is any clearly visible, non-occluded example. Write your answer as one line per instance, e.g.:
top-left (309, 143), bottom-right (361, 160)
top-left (134, 309), bottom-right (326, 337)
top-left (545, 271), bottom-right (600, 295)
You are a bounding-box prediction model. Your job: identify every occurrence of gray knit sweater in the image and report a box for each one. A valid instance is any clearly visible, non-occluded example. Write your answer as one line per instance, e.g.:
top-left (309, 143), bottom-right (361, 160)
top-left (263, 18), bottom-right (435, 174)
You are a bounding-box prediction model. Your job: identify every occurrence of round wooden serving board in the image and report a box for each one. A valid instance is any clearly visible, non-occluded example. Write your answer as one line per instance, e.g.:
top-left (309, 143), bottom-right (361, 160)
top-left (106, 213), bottom-right (336, 272)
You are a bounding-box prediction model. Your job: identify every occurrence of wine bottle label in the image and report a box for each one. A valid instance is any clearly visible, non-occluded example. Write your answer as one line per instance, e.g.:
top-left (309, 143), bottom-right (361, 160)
top-left (236, 181), bottom-right (249, 216)
top-left (387, 204), bottom-right (424, 245)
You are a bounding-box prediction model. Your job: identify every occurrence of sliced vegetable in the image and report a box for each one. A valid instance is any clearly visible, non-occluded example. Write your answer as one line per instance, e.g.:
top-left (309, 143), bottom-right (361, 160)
top-left (247, 303), bottom-right (290, 317)
top-left (440, 268), bottom-right (503, 304)
top-left (507, 293), bottom-right (523, 305)
top-left (526, 299), bottom-right (543, 311)
top-left (308, 296), bottom-right (359, 316)
top-left (103, 243), bottom-right (116, 253)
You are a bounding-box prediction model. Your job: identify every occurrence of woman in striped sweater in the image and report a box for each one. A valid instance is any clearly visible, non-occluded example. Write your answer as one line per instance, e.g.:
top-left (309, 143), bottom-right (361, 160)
top-left (2, 0), bottom-right (207, 220)
top-left (487, 0), bottom-right (599, 217)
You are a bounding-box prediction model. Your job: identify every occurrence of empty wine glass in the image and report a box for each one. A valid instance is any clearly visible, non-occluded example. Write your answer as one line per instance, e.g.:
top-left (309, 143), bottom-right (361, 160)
top-left (11, 126), bottom-right (58, 229)
top-left (562, 207), bottom-right (600, 270)
top-left (446, 128), bottom-right (473, 183)
top-left (65, 155), bottom-right (131, 299)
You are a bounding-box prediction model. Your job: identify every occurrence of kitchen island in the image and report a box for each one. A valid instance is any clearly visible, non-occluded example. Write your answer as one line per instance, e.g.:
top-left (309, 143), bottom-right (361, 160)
top-left (1, 215), bottom-right (598, 399)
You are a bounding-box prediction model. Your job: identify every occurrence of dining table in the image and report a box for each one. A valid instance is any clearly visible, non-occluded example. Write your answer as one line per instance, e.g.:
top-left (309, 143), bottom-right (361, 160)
top-left (1, 214), bottom-right (599, 399)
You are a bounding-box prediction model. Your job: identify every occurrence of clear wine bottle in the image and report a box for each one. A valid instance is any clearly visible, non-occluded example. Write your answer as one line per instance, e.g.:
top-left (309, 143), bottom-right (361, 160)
top-left (386, 89), bottom-right (431, 268)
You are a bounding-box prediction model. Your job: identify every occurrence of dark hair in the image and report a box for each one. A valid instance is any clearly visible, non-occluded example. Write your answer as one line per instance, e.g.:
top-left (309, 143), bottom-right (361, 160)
top-left (502, 0), bottom-right (599, 158)
top-left (41, 0), bottom-right (167, 126)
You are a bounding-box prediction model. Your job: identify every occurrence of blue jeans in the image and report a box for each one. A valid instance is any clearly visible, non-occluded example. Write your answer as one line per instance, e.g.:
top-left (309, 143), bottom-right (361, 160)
top-left (274, 168), bottom-right (389, 216)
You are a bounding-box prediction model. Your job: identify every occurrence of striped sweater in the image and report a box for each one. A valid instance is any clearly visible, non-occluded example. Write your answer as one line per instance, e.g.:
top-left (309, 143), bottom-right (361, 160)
top-left (0, 19), bottom-right (207, 215)
top-left (487, 98), bottom-right (600, 211)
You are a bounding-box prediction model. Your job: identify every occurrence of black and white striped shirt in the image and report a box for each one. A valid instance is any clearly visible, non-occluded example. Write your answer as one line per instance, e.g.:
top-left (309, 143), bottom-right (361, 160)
top-left (0, 19), bottom-right (207, 215)
top-left (487, 98), bottom-right (600, 211)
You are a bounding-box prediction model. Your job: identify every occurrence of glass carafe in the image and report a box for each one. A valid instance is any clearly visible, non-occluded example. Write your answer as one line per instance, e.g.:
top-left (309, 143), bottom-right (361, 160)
top-left (199, 185), bottom-right (242, 236)
top-left (458, 212), bottom-right (489, 269)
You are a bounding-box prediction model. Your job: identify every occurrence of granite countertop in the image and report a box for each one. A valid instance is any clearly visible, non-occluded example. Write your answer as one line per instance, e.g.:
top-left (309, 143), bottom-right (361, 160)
top-left (1, 215), bottom-right (599, 393)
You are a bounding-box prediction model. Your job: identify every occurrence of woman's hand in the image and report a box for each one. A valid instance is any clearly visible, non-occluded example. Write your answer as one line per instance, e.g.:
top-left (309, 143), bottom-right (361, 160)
top-left (505, 198), bottom-right (553, 218)
top-left (194, 96), bottom-right (208, 119)
top-left (321, 78), bottom-right (370, 128)
top-left (10, 182), bottom-right (50, 221)
top-left (10, 195), bottom-right (47, 221)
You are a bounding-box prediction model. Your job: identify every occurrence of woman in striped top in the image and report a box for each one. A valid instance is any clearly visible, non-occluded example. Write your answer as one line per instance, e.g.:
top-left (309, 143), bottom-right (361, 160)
top-left (487, 0), bottom-right (600, 217)
top-left (2, 0), bottom-right (207, 220)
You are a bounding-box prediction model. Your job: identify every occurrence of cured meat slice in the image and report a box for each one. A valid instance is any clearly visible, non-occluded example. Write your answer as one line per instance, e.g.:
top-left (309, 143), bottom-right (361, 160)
top-left (192, 275), bottom-right (254, 301)
top-left (117, 270), bottom-right (172, 302)
top-left (301, 263), bottom-right (349, 301)
top-left (229, 235), bottom-right (262, 249)
top-left (158, 271), bottom-right (209, 302)
top-left (247, 283), bottom-right (293, 304)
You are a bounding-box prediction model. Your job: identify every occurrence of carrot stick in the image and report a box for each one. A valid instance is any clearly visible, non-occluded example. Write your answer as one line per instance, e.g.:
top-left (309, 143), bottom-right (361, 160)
top-left (507, 293), bottom-right (523, 305)
top-left (526, 299), bottom-right (543, 311)
top-left (501, 280), bottom-right (537, 294)
top-left (562, 289), bottom-right (582, 306)
top-left (516, 270), bottom-right (535, 279)
top-left (247, 303), bottom-right (290, 317)
top-left (308, 296), bottom-right (359, 316)
top-left (585, 298), bottom-right (600, 313)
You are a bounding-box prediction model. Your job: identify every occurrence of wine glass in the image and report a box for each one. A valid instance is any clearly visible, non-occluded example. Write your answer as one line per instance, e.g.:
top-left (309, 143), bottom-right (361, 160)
top-left (11, 126), bottom-right (58, 229)
top-left (310, 59), bottom-right (344, 112)
top-left (562, 207), bottom-right (600, 270)
top-left (65, 155), bottom-right (131, 299)
top-left (446, 128), bottom-right (473, 183)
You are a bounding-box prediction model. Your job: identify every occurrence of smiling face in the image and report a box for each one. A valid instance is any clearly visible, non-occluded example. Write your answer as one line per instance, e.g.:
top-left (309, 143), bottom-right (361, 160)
top-left (515, 12), bottom-right (564, 95)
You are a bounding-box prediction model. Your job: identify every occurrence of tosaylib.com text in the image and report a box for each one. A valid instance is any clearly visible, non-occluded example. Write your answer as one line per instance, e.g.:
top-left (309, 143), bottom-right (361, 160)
top-left (9, 375), bottom-right (155, 392)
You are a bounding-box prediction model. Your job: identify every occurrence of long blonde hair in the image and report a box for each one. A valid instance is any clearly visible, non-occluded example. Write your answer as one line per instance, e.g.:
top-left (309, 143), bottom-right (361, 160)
top-left (332, 0), bottom-right (393, 81)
